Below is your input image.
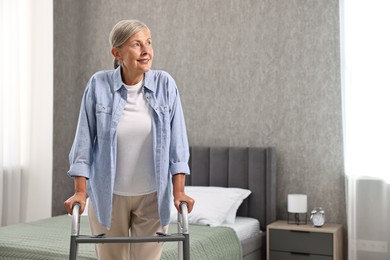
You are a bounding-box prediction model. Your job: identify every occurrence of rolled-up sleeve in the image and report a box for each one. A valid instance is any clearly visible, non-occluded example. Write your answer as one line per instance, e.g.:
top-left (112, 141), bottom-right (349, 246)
top-left (67, 79), bottom-right (97, 179)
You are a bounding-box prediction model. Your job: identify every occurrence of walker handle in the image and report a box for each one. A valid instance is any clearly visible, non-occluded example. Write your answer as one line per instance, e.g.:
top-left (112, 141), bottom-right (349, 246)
top-left (178, 202), bottom-right (189, 234)
top-left (71, 203), bottom-right (81, 236)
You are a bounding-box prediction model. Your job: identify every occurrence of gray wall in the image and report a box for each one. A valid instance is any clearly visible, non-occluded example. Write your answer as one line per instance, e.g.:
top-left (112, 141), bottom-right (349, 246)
top-left (53, 0), bottom-right (345, 228)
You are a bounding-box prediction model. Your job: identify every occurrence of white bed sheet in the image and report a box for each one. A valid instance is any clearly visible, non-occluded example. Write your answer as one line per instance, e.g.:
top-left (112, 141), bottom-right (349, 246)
top-left (221, 216), bottom-right (261, 241)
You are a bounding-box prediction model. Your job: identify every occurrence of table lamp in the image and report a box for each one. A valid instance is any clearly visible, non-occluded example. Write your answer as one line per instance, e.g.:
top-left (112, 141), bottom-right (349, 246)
top-left (287, 194), bottom-right (307, 225)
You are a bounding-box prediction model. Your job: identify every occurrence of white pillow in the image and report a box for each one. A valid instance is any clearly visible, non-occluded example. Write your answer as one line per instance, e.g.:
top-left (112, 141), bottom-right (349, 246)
top-left (170, 186), bottom-right (251, 227)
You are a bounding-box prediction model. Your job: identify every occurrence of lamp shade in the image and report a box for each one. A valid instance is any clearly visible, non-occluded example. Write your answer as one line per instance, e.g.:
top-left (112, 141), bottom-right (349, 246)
top-left (288, 194), bottom-right (307, 213)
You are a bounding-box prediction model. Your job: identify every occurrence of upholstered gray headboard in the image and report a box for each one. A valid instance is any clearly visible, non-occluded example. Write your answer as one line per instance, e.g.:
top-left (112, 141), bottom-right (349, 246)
top-left (187, 146), bottom-right (277, 231)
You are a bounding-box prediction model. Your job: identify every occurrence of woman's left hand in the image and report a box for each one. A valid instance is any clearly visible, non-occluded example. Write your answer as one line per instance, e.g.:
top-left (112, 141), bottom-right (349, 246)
top-left (173, 191), bottom-right (195, 214)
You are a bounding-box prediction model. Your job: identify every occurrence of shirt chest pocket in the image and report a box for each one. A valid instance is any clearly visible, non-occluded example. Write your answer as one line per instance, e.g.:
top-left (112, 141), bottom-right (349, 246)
top-left (156, 105), bottom-right (170, 122)
top-left (96, 104), bottom-right (112, 140)
top-left (158, 105), bottom-right (169, 116)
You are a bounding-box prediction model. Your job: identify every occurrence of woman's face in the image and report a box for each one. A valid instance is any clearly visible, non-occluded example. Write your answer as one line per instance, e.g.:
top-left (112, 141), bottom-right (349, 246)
top-left (112, 27), bottom-right (153, 84)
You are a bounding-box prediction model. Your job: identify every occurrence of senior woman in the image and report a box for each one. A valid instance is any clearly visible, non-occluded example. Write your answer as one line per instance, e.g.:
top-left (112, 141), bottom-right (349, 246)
top-left (64, 19), bottom-right (194, 260)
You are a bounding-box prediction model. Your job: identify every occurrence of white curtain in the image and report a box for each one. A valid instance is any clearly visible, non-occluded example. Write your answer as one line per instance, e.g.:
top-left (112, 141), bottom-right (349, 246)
top-left (0, 0), bottom-right (53, 226)
top-left (341, 0), bottom-right (390, 259)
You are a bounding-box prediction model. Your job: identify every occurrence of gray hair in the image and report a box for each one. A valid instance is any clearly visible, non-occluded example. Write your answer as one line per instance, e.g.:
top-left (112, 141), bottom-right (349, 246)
top-left (109, 19), bottom-right (150, 68)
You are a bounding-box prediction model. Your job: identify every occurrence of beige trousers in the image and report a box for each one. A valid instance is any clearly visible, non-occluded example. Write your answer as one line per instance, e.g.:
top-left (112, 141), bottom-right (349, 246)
top-left (88, 193), bottom-right (168, 260)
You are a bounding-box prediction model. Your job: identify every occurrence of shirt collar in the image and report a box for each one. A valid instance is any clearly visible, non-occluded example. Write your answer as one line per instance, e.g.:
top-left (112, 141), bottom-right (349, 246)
top-left (143, 70), bottom-right (156, 93)
top-left (113, 66), bottom-right (123, 92)
top-left (113, 66), bottom-right (156, 93)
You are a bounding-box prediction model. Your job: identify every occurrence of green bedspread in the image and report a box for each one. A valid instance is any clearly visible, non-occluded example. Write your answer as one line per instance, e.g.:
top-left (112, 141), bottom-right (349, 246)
top-left (0, 215), bottom-right (242, 260)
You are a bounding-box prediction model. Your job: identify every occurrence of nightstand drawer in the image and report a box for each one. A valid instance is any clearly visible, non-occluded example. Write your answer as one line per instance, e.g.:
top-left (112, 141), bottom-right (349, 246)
top-left (269, 229), bottom-right (333, 255)
top-left (269, 251), bottom-right (333, 260)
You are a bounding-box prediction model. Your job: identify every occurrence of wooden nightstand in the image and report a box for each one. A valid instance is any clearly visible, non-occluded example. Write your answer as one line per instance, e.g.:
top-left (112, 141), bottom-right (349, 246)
top-left (267, 220), bottom-right (343, 260)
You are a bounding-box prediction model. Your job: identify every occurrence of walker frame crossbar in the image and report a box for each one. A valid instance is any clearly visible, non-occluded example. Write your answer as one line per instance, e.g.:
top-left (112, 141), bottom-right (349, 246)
top-left (69, 203), bottom-right (190, 260)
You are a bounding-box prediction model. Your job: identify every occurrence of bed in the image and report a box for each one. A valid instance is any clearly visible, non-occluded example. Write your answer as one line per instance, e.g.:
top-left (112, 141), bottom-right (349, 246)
top-left (0, 146), bottom-right (276, 260)
top-left (185, 146), bottom-right (277, 260)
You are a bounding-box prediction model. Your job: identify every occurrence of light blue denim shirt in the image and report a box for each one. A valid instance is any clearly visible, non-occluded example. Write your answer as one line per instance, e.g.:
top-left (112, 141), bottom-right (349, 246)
top-left (67, 66), bottom-right (190, 228)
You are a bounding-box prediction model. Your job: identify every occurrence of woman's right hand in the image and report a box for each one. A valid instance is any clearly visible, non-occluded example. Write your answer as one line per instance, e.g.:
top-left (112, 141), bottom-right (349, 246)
top-left (64, 176), bottom-right (87, 215)
top-left (64, 192), bottom-right (87, 215)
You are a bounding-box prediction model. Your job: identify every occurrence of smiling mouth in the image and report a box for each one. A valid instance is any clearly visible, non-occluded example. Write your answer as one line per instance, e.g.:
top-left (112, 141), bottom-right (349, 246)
top-left (138, 58), bottom-right (150, 64)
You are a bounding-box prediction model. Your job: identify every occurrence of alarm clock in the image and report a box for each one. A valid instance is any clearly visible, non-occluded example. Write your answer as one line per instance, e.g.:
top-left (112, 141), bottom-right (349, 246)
top-left (310, 207), bottom-right (325, 227)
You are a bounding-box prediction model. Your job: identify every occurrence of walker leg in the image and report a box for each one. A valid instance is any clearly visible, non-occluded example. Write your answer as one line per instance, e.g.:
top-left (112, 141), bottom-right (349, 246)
top-left (69, 236), bottom-right (78, 260)
top-left (182, 234), bottom-right (190, 260)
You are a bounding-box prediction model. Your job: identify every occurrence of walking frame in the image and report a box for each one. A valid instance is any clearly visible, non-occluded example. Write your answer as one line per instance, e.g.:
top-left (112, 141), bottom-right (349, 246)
top-left (69, 202), bottom-right (190, 260)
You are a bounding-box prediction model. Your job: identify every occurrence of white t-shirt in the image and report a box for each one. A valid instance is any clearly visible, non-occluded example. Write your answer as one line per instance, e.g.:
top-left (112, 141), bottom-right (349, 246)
top-left (113, 80), bottom-right (156, 196)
